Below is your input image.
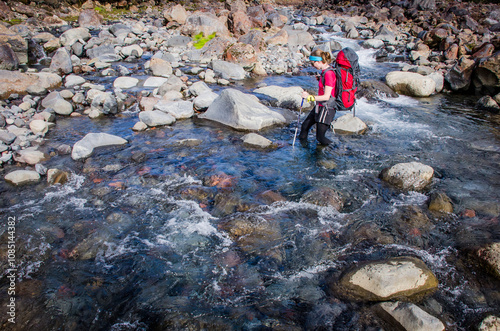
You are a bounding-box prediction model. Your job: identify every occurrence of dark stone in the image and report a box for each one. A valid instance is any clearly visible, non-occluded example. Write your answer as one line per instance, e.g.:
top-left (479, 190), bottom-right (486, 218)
top-left (0, 43), bottom-right (19, 70)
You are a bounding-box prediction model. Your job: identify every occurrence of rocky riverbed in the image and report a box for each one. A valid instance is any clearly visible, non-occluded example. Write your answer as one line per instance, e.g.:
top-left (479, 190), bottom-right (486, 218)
top-left (0, 0), bottom-right (499, 330)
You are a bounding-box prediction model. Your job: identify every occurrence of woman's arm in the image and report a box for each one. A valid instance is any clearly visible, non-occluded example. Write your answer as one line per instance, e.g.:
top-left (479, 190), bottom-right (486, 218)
top-left (301, 85), bottom-right (333, 102)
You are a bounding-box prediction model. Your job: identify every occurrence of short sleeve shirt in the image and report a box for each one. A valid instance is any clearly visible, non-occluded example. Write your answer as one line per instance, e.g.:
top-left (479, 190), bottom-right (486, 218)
top-left (319, 68), bottom-right (336, 97)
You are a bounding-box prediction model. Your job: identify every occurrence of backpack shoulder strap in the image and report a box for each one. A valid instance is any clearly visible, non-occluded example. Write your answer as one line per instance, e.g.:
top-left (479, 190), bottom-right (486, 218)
top-left (320, 67), bottom-right (335, 89)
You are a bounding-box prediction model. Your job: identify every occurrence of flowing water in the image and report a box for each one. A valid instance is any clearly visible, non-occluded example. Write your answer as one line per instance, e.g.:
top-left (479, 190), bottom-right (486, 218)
top-left (1, 34), bottom-right (499, 330)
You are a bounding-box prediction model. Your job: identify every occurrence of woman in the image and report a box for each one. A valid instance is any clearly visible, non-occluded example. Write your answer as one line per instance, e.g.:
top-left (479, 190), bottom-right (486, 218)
top-left (299, 49), bottom-right (336, 146)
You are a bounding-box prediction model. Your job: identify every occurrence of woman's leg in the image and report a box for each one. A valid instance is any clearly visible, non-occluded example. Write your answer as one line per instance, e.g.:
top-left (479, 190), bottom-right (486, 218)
top-left (316, 123), bottom-right (333, 145)
top-left (299, 110), bottom-right (316, 140)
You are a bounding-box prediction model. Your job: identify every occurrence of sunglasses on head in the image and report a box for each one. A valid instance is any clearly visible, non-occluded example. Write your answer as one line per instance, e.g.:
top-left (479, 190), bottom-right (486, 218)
top-left (309, 55), bottom-right (322, 62)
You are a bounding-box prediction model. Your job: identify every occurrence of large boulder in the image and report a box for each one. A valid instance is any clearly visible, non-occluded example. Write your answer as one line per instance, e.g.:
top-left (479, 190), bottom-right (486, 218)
top-left (380, 161), bottom-right (434, 191)
top-left (198, 88), bottom-right (286, 130)
top-left (253, 85), bottom-right (304, 109)
top-left (0, 25), bottom-right (27, 64)
top-left (475, 52), bottom-right (500, 94)
top-left (0, 70), bottom-right (62, 99)
top-left (71, 133), bottom-right (127, 160)
top-left (331, 113), bottom-right (368, 134)
top-left (385, 71), bottom-right (436, 97)
top-left (444, 56), bottom-right (476, 91)
top-left (334, 256), bottom-right (439, 301)
top-left (0, 43), bottom-right (19, 70)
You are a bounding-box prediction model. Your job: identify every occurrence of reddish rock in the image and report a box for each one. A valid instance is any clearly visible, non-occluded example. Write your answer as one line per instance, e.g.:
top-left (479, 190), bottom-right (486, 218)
top-left (444, 43), bottom-right (459, 61)
top-left (224, 42), bottom-right (258, 69)
top-left (472, 43), bottom-right (495, 59)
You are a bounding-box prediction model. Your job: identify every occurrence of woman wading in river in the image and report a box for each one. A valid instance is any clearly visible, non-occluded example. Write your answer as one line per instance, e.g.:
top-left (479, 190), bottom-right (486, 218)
top-left (299, 49), bottom-right (337, 146)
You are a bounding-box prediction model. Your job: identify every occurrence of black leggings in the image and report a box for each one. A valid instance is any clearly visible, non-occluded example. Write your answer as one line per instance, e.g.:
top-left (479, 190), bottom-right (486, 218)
top-left (298, 109), bottom-right (333, 145)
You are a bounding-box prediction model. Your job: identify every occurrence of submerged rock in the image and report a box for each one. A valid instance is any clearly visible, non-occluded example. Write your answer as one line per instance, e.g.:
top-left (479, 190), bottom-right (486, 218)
top-left (219, 214), bottom-right (283, 262)
top-left (300, 186), bottom-right (344, 211)
top-left (71, 132), bottom-right (128, 160)
top-left (385, 71), bottom-right (436, 97)
top-left (198, 88), bottom-right (286, 130)
top-left (334, 256), bottom-right (438, 301)
top-left (241, 133), bottom-right (273, 148)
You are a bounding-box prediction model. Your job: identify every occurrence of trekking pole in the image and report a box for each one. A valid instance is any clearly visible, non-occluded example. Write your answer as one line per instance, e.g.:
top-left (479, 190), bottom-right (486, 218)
top-left (292, 98), bottom-right (304, 147)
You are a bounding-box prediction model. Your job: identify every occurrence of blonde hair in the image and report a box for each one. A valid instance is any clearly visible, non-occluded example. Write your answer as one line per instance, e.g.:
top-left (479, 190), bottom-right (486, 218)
top-left (311, 49), bottom-right (332, 64)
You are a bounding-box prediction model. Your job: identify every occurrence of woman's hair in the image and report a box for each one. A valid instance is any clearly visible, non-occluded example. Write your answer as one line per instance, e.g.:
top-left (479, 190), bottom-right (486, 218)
top-left (311, 49), bottom-right (332, 64)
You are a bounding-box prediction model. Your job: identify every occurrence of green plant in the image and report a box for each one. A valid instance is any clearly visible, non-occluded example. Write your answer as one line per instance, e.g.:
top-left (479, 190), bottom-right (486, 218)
top-left (192, 32), bottom-right (216, 49)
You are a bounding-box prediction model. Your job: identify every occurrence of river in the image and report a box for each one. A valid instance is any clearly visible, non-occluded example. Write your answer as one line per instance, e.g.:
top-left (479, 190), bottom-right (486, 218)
top-left (0, 33), bottom-right (499, 330)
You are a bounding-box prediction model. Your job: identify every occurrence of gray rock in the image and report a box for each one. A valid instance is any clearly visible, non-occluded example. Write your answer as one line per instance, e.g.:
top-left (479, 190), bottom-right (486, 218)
top-left (91, 92), bottom-right (118, 115)
top-left (139, 110), bottom-right (176, 127)
top-left (189, 81), bottom-right (212, 97)
top-left (0, 43), bottom-right (19, 70)
top-left (0, 130), bottom-right (17, 144)
top-left (71, 133), bottom-right (128, 160)
top-left (375, 301), bottom-right (445, 331)
top-left (254, 85), bottom-right (304, 109)
top-left (332, 114), bottom-right (368, 134)
top-left (211, 60), bottom-right (247, 80)
top-left (154, 100), bottom-right (194, 119)
top-left (143, 76), bottom-right (168, 88)
top-left (158, 75), bottom-right (183, 95)
top-left (198, 88), bottom-right (286, 130)
top-left (52, 99), bottom-right (73, 116)
top-left (60, 27), bottom-right (91, 47)
top-left (242, 133), bottom-right (273, 148)
top-left (65, 74), bottom-right (86, 88)
top-left (50, 47), bottom-right (73, 74)
top-left (113, 76), bottom-right (139, 89)
top-left (193, 91), bottom-right (218, 110)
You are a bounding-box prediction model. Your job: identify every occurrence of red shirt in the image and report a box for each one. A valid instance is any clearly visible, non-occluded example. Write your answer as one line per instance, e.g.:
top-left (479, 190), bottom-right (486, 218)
top-left (319, 68), bottom-right (336, 96)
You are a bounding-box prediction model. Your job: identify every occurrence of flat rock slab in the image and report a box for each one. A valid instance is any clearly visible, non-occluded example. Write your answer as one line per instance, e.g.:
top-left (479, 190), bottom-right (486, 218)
top-left (72, 133), bottom-right (127, 160)
top-left (375, 301), bottom-right (445, 331)
top-left (5, 170), bottom-right (40, 186)
top-left (334, 256), bottom-right (438, 301)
